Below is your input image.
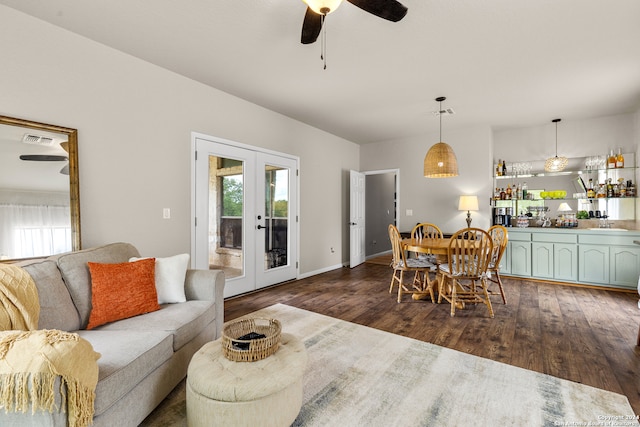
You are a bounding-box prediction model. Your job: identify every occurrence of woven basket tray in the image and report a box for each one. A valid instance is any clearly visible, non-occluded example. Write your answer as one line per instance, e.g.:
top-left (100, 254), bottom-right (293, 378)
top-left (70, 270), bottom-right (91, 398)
top-left (222, 318), bottom-right (281, 362)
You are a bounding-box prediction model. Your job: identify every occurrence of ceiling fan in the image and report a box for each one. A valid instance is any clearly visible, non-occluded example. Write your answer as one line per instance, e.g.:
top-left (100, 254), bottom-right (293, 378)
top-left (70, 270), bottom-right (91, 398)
top-left (301, 0), bottom-right (408, 45)
top-left (19, 138), bottom-right (70, 175)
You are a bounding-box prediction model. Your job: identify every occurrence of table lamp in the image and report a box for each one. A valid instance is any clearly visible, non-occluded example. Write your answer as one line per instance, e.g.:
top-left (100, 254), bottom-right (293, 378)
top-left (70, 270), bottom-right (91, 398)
top-left (458, 195), bottom-right (479, 228)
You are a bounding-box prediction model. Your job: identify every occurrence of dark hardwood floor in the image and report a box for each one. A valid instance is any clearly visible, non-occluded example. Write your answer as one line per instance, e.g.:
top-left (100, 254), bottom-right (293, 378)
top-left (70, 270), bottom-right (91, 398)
top-left (224, 261), bottom-right (640, 415)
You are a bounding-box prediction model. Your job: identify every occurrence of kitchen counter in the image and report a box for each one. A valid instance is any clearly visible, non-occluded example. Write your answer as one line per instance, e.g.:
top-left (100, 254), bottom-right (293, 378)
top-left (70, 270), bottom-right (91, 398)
top-left (500, 227), bottom-right (640, 290)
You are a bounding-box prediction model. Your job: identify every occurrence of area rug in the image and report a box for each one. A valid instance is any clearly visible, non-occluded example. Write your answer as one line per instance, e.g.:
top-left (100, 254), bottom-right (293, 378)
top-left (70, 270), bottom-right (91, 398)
top-left (141, 303), bottom-right (638, 426)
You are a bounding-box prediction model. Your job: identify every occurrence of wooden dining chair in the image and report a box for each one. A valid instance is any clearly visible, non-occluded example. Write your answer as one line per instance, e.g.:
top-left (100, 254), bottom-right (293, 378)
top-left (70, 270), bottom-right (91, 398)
top-left (388, 224), bottom-right (437, 303)
top-left (410, 223), bottom-right (443, 241)
top-left (410, 222), bottom-right (444, 270)
top-left (487, 225), bottom-right (509, 304)
top-left (437, 228), bottom-right (495, 317)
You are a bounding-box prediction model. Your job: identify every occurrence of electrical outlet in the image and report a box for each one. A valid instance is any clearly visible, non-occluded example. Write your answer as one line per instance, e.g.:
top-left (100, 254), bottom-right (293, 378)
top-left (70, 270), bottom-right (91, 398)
top-left (163, 208), bottom-right (171, 219)
top-left (406, 209), bottom-right (413, 216)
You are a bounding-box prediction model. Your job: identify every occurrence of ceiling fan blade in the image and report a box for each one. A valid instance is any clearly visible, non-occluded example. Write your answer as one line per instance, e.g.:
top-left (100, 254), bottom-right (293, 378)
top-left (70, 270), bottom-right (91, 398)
top-left (20, 154), bottom-right (68, 162)
top-left (60, 163), bottom-right (70, 175)
top-left (346, 0), bottom-right (408, 22)
top-left (60, 141), bottom-right (70, 153)
top-left (301, 6), bottom-right (323, 44)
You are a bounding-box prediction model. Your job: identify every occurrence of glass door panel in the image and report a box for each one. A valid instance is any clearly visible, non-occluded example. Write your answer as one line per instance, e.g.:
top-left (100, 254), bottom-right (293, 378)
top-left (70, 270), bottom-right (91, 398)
top-left (264, 165), bottom-right (289, 271)
top-left (211, 155), bottom-right (244, 280)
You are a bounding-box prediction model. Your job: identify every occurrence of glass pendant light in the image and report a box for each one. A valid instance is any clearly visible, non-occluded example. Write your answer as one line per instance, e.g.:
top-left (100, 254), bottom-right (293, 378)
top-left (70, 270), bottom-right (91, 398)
top-left (544, 118), bottom-right (568, 172)
top-left (424, 97), bottom-right (458, 178)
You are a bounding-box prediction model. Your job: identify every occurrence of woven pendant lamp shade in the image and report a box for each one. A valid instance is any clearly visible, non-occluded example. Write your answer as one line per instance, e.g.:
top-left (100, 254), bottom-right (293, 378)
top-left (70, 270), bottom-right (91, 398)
top-left (424, 142), bottom-right (458, 178)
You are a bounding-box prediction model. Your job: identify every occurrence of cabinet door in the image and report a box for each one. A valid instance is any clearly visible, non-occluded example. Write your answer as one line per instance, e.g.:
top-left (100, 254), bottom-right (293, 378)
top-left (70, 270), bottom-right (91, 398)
top-left (578, 245), bottom-right (609, 284)
top-left (554, 243), bottom-right (578, 282)
top-left (500, 241), bottom-right (511, 274)
top-left (510, 241), bottom-right (531, 276)
top-left (609, 246), bottom-right (640, 289)
top-left (532, 242), bottom-right (553, 279)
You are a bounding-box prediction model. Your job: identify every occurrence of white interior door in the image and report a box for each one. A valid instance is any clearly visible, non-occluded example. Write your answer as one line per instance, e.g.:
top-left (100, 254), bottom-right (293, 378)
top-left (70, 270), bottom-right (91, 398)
top-left (349, 170), bottom-right (366, 268)
top-left (192, 134), bottom-right (298, 298)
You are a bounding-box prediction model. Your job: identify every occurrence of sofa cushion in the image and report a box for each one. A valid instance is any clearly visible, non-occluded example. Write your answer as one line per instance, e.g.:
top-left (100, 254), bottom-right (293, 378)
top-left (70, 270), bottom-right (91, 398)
top-left (77, 330), bottom-right (173, 417)
top-left (86, 259), bottom-right (160, 329)
top-left (96, 300), bottom-right (215, 351)
top-left (21, 259), bottom-right (81, 331)
top-left (56, 243), bottom-right (141, 328)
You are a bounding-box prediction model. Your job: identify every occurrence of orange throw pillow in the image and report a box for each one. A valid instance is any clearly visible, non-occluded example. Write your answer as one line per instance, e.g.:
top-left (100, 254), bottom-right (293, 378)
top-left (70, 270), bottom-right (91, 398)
top-left (86, 258), bottom-right (160, 330)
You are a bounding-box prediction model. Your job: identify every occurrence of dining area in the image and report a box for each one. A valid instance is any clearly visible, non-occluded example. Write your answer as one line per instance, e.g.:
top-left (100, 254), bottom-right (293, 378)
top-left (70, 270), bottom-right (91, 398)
top-left (387, 222), bottom-right (508, 318)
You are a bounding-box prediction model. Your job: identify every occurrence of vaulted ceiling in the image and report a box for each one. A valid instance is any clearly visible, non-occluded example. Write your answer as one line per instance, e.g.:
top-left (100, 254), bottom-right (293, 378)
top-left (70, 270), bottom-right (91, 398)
top-left (2, 0), bottom-right (639, 144)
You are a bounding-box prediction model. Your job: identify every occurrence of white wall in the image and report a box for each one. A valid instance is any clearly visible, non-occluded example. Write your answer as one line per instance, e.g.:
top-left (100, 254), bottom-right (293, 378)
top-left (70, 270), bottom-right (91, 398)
top-left (493, 113), bottom-right (638, 164)
top-left (0, 6), bottom-right (358, 275)
top-left (360, 125), bottom-right (494, 233)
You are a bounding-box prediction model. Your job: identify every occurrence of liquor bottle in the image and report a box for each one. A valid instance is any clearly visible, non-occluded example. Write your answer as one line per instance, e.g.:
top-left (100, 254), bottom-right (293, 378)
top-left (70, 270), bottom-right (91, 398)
top-left (502, 161), bottom-right (507, 176)
top-left (515, 183), bottom-right (522, 200)
top-left (500, 188), bottom-right (506, 200)
top-left (606, 178), bottom-right (614, 198)
top-left (587, 179), bottom-right (595, 199)
top-left (522, 182), bottom-right (528, 199)
top-left (506, 184), bottom-right (512, 200)
top-left (627, 180), bottom-right (636, 197)
top-left (608, 150), bottom-right (616, 169)
top-left (496, 159), bottom-right (502, 176)
top-left (616, 148), bottom-right (624, 168)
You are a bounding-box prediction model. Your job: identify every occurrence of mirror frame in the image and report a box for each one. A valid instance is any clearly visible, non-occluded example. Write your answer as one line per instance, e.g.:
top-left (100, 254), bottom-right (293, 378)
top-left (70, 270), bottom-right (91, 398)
top-left (0, 115), bottom-right (81, 259)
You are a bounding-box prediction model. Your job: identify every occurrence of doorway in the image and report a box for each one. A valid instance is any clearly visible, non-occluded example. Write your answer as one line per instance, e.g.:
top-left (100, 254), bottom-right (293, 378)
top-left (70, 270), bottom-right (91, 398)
top-left (192, 134), bottom-right (299, 298)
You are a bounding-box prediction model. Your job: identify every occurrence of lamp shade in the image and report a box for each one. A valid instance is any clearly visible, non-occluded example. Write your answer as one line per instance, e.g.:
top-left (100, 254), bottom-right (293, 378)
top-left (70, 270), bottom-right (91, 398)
top-left (557, 202), bottom-right (572, 212)
top-left (458, 195), bottom-right (479, 211)
top-left (424, 142), bottom-right (459, 178)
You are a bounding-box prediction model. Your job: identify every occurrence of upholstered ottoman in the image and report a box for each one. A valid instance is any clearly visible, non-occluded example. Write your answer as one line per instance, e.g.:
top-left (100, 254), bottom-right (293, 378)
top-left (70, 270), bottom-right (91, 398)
top-left (186, 332), bottom-right (307, 427)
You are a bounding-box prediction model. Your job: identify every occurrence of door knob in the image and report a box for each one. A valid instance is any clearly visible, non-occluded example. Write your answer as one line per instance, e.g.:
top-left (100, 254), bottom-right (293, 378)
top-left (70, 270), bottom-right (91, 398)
top-left (257, 224), bottom-right (265, 230)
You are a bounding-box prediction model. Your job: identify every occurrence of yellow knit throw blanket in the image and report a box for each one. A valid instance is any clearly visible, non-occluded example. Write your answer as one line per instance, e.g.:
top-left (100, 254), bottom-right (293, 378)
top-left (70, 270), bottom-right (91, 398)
top-left (0, 264), bottom-right (100, 427)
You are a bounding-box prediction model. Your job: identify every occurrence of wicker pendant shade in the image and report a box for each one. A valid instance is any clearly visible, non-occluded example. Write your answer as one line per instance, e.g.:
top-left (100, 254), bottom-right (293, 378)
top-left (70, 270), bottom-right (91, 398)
top-left (424, 142), bottom-right (458, 177)
top-left (424, 96), bottom-right (458, 178)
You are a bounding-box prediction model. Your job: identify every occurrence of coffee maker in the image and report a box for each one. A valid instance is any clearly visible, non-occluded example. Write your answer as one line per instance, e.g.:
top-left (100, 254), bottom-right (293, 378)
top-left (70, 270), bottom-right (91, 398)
top-left (493, 207), bottom-right (513, 227)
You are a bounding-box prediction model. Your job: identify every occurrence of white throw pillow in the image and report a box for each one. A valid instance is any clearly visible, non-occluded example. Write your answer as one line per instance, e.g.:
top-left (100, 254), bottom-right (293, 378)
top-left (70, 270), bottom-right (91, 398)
top-left (129, 254), bottom-right (189, 304)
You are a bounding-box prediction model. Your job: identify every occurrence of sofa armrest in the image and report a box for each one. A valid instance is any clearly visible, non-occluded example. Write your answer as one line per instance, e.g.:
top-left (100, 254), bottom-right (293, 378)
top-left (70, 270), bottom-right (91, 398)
top-left (184, 269), bottom-right (225, 338)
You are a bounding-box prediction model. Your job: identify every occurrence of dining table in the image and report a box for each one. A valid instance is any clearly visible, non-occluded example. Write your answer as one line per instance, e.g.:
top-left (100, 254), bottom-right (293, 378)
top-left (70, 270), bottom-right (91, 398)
top-left (401, 237), bottom-right (449, 301)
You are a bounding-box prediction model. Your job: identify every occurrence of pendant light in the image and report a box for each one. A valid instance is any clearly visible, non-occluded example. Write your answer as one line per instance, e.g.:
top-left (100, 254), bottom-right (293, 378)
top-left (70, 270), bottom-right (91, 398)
top-left (424, 96), bottom-right (458, 178)
top-left (544, 118), bottom-right (568, 172)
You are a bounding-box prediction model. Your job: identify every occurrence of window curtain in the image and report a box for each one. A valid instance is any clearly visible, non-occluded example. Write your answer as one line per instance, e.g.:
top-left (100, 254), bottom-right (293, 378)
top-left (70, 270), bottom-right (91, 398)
top-left (0, 203), bottom-right (71, 259)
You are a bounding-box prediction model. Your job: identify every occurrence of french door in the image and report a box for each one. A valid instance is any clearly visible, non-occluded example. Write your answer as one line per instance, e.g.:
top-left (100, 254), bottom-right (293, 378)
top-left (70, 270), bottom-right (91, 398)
top-left (192, 134), bottom-right (298, 298)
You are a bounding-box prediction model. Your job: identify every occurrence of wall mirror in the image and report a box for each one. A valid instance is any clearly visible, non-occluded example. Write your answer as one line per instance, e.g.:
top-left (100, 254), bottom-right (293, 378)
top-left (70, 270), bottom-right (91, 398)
top-left (0, 115), bottom-right (80, 261)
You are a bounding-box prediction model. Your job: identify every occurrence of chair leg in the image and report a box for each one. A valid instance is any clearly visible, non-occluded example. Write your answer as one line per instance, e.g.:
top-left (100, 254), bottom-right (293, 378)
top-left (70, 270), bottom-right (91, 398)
top-left (423, 271), bottom-right (435, 303)
top-left (449, 279), bottom-right (457, 317)
top-left (397, 271), bottom-right (405, 303)
top-left (495, 271), bottom-right (507, 304)
top-left (482, 279), bottom-right (495, 318)
top-left (437, 273), bottom-right (446, 304)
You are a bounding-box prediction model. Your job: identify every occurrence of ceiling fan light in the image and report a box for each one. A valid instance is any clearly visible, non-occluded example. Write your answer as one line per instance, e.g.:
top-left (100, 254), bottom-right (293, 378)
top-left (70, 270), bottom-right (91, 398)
top-left (303, 0), bottom-right (344, 15)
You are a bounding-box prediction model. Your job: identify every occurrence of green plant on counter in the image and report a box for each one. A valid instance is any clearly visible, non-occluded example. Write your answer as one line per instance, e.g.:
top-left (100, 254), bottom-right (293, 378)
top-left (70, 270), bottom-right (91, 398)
top-left (576, 210), bottom-right (589, 219)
